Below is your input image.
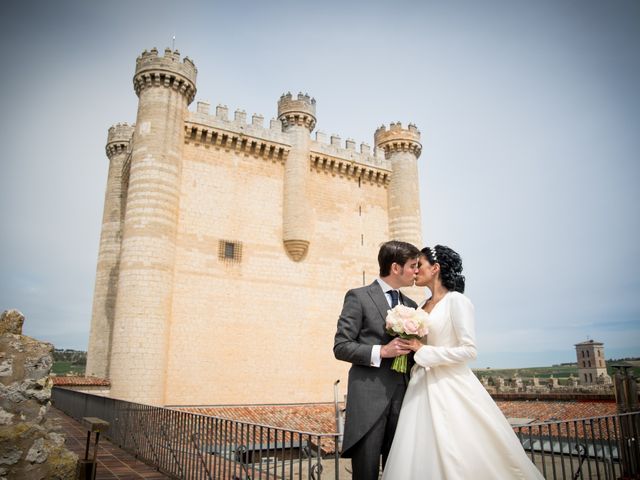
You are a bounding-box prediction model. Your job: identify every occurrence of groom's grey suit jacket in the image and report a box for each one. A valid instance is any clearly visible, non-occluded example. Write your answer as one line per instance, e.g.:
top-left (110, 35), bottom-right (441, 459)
top-left (334, 280), bottom-right (417, 457)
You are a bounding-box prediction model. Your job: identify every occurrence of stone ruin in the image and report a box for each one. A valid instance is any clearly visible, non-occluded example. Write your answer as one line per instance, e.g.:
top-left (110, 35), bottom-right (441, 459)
top-left (0, 309), bottom-right (76, 479)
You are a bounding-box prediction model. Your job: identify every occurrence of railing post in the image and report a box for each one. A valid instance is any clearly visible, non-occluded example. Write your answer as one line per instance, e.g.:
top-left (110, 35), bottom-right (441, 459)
top-left (612, 364), bottom-right (640, 479)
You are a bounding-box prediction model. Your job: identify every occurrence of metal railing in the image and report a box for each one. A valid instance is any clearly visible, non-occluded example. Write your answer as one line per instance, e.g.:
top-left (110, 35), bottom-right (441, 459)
top-left (52, 388), bottom-right (341, 479)
top-left (52, 387), bottom-right (639, 480)
top-left (514, 412), bottom-right (640, 479)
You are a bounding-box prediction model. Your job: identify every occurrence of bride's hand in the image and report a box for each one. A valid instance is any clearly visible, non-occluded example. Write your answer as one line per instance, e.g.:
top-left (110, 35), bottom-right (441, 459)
top-left (398, 338), bottom-right (423, 352)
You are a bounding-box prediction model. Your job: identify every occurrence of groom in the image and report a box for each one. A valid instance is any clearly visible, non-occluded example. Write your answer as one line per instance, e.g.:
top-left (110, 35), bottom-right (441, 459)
top-left (334, 240), bottom-right (420, 480)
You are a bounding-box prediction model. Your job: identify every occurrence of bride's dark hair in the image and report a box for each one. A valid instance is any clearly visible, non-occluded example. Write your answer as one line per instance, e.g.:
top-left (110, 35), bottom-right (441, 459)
top-left (422, 245), bottom-right (465, 293)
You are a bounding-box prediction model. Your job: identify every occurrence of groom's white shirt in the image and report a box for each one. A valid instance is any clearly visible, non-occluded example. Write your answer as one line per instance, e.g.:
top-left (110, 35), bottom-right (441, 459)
top-left (370, 278), bottom-right (398, 367)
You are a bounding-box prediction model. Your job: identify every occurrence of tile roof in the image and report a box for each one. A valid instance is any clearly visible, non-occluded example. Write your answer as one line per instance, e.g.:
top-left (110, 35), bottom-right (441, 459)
top-left (178, 403), bottom-right (338, 434)
top-left (178, 398), bottom-right (617, 436)
top-left (496, 400), bottom-right (617, 422)
top-left (51, 376), bottom-right (110, 386)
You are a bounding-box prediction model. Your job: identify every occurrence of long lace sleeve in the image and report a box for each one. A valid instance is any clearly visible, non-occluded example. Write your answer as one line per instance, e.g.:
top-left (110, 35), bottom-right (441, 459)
top-left (414, 293), bottom-right (478, 368)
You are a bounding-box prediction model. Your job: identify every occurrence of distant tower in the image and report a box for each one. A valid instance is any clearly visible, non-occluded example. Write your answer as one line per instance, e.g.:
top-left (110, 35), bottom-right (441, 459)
top-left (108, 48), bottom-right (196, 405)
top-left (278, 93), bottom-right (316, 261)
top-left (86, 123), bottom-right (134, 378)
top-left (575, 339), bottom-right (611, 385)
top-left (374, 123), bottom-right (423, 247)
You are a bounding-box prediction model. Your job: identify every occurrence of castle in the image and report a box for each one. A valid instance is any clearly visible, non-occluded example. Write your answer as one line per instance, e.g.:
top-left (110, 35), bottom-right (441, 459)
top-left (86, 48), bottom-right (424, 406)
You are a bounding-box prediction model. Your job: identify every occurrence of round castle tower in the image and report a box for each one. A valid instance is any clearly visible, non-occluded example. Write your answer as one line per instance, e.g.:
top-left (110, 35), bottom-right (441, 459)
top-left (108, 48), bottom-right (196, 405)
top-left (86, 123), bottom-right (134, 378)
top-left (375, 123), bottom-right (423, 247)
top-left (278, 92), bottom-right (316, 261)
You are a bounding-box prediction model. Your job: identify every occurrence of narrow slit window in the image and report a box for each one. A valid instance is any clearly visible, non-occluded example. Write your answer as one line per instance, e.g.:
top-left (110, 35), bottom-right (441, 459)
top-left (218, 240), bottom-right (242, 263)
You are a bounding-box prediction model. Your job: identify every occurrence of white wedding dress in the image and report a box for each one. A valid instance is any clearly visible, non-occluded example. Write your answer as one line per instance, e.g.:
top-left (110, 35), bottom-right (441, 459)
top-left (382, 292), bottom-right (544, 480)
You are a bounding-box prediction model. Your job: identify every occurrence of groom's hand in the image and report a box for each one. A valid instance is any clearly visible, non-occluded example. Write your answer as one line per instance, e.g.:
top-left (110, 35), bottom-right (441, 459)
top-left (380, 338), bottom-right (412, 358)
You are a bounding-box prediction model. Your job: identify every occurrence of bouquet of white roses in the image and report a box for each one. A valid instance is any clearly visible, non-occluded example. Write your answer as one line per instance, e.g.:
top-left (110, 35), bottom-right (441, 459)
top-left (385, 304), bottom-right (429, 373)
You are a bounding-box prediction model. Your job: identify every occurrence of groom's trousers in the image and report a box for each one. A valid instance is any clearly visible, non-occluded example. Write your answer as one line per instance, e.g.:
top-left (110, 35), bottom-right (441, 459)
top-left (349, 384), bottom-right (405, 480)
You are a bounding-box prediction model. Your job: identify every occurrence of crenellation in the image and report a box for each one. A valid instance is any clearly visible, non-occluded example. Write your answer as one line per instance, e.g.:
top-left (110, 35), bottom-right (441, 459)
top-left (345, 138), bottom-right (356, 150)
top-left (234, 109), bottom-right (247, 124)
top-left (360, 143), bottom-right (371, 155)
top-left (374, 121), bottom-right (422, 158)
top-left (134, 46), bottom-right (197, 104)
top-left (330, 134), bottom-right (341, 147)
top-left (315, 131), bottom-right (327, 143)
top-left (277, 91), bottom-right (316, 131)
top-left (197, 101), bottom-right (210, 114)
top-left (216, 104), bottom-right (229, 120)
top-left (251, 113), bottom-right (264, 128)
top-left (106, 122), bottom-right (134, 159)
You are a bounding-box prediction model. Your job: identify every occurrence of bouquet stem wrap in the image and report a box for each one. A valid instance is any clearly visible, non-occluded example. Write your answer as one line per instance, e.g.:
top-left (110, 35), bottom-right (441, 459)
top-left (391, 353), bottom-right (409, 373)
top-left (385, 305), bottom-right (429, 374)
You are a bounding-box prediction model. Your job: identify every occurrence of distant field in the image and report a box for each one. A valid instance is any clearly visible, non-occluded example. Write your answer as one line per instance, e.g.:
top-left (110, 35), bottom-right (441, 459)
top-left (473, 360), bottom-right (640, 379)
top-left (51, 361), bottom-right (85, 376)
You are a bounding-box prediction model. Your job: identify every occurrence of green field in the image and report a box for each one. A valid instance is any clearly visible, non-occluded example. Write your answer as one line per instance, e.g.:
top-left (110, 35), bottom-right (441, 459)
top-left (473, 360), bottom-right (640, 380)
top-left (51, 361), bottom-right (85, 376)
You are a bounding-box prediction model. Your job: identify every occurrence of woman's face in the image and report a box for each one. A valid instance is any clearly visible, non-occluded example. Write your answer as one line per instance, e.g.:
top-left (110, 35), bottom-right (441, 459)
top-left (415, 254), bottom-right (438, 287)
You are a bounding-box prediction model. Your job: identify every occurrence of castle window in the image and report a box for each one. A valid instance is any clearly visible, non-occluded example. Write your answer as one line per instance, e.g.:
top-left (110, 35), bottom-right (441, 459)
top-left (586, 350), bottom-right (590, 357)
top-left (218, 240), bottom-right (242, 263)
top-left (584, 374), bottom-right (588, 382)
top-left (588, 360), bottom-right (591, 367)
top-left (589, 373), bottom-right (593, 382)
top-left (581, 351), bottom-right (585, 358)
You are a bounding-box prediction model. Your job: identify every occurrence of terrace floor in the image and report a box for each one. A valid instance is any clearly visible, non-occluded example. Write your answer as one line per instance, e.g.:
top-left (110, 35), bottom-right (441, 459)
top-left (49, 407), bottom-right (170, 479)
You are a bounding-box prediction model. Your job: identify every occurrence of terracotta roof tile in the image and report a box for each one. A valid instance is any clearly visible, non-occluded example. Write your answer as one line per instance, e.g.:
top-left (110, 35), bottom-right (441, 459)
top-left (52, 376), bottom-right (110, 387)
top-left (179, 399), bottom-right (616, 437)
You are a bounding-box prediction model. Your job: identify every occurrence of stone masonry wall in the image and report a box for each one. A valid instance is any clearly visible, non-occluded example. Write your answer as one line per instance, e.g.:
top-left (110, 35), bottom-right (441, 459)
top-left (162, 137), bottom-right (396, 405)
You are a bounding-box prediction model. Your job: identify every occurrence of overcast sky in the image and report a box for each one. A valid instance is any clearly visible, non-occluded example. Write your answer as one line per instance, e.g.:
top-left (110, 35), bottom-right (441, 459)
top-left (1, 0), bottom-right (638, 368)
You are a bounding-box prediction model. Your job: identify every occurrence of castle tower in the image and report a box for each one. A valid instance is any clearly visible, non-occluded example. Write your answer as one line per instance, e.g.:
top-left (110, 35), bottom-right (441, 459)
top-left (108, 48), bottom-right (196, 405)
top-left (86, 123), bottom-right (134, 378)
top-left (374, 123), bottom-right (423, 247)
top-left (575, 339), bottom-right (611, 385)
top-left (277, 92), bottom-right (316, 261)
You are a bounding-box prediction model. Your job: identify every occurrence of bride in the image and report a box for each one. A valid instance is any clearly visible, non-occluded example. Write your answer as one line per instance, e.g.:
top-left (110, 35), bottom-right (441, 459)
top-left (382, 245), bottom-right (544, 479)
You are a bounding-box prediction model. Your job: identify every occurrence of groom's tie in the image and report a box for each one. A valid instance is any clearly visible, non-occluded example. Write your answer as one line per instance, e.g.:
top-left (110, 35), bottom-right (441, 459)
top-left (388, 290), bottom-right (399, 308)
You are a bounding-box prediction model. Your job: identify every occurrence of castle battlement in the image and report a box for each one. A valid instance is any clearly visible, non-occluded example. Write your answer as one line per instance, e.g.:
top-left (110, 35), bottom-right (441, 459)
top-left (310, 133), bottom-right (391, 185)
top-left (186, 104), bottom-right (290, 153)
top-left (134, 47), bottom-right (197, 103)
top-left (135, 47), bottom-right (197, 78)
top-left (106, 123), bottom-right (134, 159)
top-left (374, 121), bottom-right (422, 158)
top-left (277, 92), bottom-right (317, 131)
top-left (185, 100), bottom-right (392, 183)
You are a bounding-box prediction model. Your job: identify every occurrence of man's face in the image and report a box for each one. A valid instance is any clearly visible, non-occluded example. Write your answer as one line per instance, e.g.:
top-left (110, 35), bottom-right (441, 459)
top-left (392, 257), bottom-right (419, 287)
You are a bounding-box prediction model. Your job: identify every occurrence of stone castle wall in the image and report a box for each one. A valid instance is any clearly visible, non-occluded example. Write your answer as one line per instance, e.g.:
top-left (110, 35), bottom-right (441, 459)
top-left (163, 122), bottom-right (391, 404)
